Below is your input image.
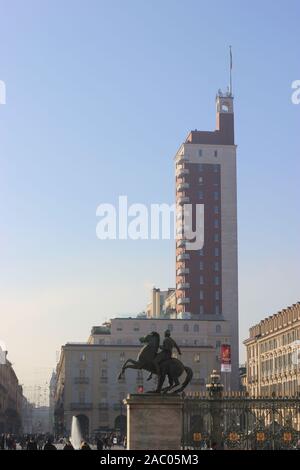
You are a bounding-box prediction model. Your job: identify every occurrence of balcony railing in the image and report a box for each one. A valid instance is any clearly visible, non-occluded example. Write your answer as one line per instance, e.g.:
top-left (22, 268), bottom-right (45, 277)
top-left (177, 254), bottom-right (190, 261)
top-left (177, 196), bottom-right (190, 205)
top-left (98, 403), bottom-right (109, 410)
top-left (177, 297), bottom-right (190, 305)
top-left (176, 168), bottom-right (189, 178)
top-left (177, 283), bottom-right (190, 290)
top-left (176, 154), bottom-right (189, 164)
top-left (70, 402), bottom-right (93, 411)
top-left (74, 377), bottom-right (89, 384)
top-left (177, 268), bottom-right (189, 275)
top-left (177, 183), bottom-right (190, 192)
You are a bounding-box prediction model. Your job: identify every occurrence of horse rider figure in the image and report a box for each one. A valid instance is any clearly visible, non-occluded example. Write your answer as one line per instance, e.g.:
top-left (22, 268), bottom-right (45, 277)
top-left (147, 329), bottom-right (182, 381)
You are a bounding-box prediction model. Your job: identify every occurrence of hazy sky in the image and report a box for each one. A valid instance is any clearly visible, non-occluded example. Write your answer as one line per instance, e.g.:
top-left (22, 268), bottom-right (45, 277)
top-left (0, 0), bottom-right (299, 400)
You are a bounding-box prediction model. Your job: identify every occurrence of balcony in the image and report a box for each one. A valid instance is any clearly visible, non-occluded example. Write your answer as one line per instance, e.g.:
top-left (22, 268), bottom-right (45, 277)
top-left (74, 377), bottom-right (89, 384)
top-left (176, 239), bottom-right (187, 248)
top-left (177, 297), bottom-right (190, 305)
top-left (177, 283), bottom-right (190, 290)
top-left (177, 253), bottom-right (190, 261)
top-left (70, 402), bottom-right (93, 411)
top-left (177, 183), bottom-right (190, 192)
top-left (177, 196), bottom-right (190, 205)
top-left (98, 403), bottom-right (109, 410)
top-left (176, 168), bottom-right (189, 178)
top-left (177, 268), bottom-right (189, 275)
top-left (176, 154), bottom-right (189, 164)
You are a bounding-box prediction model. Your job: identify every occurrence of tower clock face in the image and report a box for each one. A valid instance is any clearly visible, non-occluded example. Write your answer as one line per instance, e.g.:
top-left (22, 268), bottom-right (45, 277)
top-left (221, 103), bottom-right (229, 112)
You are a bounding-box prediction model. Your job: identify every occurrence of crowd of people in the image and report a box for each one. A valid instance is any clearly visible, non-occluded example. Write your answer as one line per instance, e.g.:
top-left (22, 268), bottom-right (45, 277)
top-left (0, 432), bottom-right (126, 450)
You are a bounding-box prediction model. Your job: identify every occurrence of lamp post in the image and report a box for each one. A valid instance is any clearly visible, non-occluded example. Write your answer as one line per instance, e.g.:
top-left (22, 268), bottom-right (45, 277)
top-left (206, 370), bottom-right (224, 449)
top-left (119, 400), bottom-right (124, 437)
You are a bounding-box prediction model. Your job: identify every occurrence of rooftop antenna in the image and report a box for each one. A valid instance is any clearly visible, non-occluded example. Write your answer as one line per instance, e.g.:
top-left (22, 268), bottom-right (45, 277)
top-left (229, 45), bottom-right (233, 96)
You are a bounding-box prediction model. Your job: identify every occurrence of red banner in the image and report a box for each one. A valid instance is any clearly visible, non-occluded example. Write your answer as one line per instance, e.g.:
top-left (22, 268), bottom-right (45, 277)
top-left (221, 344), bottom-right (231, 372)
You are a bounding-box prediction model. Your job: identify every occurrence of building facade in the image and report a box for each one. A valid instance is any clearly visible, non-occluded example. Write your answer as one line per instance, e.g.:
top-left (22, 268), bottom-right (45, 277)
top-left (0, 360), bottom-right (24, 434)
top-left (146, 287), bottom-right (176, 318)
top-left (54, 316), bottom-right (231, 437)
top-left (175, 90), bottom-right (239, 388)
top-left (244, 302), bottom-right (300, 396)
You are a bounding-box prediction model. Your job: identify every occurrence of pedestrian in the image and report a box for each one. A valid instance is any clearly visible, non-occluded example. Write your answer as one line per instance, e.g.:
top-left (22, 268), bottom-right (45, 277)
top-left (26, 437), bottom-right (38, 450)
top-left (80, 441), bottom-right (91, 450)
top-left (63, 440), bottom-right (74, 450)
top-left (43, 438), bottom-right (57, 450)
top-left (96, 436), bottom-right (103, 450)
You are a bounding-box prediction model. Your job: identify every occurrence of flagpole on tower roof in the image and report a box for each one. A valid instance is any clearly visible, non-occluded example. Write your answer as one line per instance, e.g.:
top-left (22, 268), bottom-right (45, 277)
top-left (229, 45), bottom-right (233, 96)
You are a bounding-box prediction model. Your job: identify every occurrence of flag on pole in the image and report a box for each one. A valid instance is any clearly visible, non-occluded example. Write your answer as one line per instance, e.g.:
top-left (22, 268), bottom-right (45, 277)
top-left (230, 45), bottom-right (233, 70)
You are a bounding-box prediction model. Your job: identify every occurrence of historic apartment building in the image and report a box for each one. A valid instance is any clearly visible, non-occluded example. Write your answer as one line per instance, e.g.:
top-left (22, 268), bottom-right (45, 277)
top-left (175, 90), bottom-right (239, 389)
top-left (0, 359), bottom-right (24, 434)
top-left (54, 316), bottom-right (230, 437)
top-left (244, 302), bottom-right (300, 397)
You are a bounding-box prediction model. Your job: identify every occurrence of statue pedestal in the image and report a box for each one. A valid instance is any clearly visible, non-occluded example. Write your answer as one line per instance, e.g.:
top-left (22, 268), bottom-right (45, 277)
top-left (124, 394), bottom-right (183, 450)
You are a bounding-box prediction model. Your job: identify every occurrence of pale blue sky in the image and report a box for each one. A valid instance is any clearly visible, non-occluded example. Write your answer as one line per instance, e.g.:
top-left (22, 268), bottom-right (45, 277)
top-left (0, 0), bottom-right (299, 396)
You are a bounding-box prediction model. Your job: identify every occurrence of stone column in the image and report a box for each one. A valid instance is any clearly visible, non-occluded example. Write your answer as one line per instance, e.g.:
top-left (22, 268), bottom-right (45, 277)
top-left (124, 394), bottom-right (183, 450)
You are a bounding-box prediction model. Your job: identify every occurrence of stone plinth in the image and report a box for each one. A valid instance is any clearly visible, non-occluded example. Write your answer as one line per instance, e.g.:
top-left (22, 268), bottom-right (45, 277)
top-left (124, 394), bottom-right (183, 450)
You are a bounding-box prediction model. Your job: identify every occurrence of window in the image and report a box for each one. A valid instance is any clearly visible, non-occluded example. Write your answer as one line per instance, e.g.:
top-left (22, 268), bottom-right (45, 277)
top-left (200, 305), bottom-right (204, 315)
top-left (183, 323), bottom-right (189, 333)
top-left (193, 324), bottom-right (199, 333)
top-left (213, 164), bottom-right (219, 172)
top-left (194, 353), bottom-right (200, 363)
top-left (214, 261), bottom-right (219, 272)
top-left (198, 164), bottom-right (203, 172)
top-left (199, 290), bottom-right (204, 300)
top-left (214, 276), bottom-right (220, 286)
top-left (102, 352), bottom-right (108, 362)
top-left (198, 191), bottom-right (204, 200)
top-left (216, 324), bottom-right (221, 333)
top-left (200, 275), bottom-right (204, 285)
top-left (214, 206), bottom-right (219, 214)
top-left (199, 176), bottom-right (204, 184)
top-left (214, 233), bottom-right (219, 242)
top-left (120, 352), bottom-right (125, 362)
top-left (214, 191), bottom-right (219, 201)
top-left (79, 369), bottom-right (85, 377)
top-left (101, 368), bottom-right (107, 378)
top-left (200, 260), bottom-right (204, 271)
top-left (214, 150), bottom-right (218, 157)
top-left (199, 248), bottom-right (204, 256)
top-left (137, 370), bottom-right (143, 380)
top-left (214, 219), bottom-right (219, 229)
top-left (198, 149), bottom-right (203, 157)
top-left (80, 353), bottom-right (86, 362)
top-left (215, 247), bottom-right (219, 257)
top-left (215, 290), bottom-right (220, 301)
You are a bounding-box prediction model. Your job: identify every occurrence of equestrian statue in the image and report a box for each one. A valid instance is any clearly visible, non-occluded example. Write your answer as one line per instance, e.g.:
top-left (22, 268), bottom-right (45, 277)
top-left (118, 329), bottom-right (193, 394)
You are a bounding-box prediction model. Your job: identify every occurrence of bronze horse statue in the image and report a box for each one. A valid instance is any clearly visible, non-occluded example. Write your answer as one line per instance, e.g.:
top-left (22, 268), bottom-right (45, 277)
top-left (118, 332), bottom-right (193, 393)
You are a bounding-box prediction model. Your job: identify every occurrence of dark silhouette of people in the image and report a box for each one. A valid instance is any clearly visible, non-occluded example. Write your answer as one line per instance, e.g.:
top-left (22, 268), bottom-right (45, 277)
top-left (63, 440), bottom-right (74, 450)
top-left (43, 438), bottom-right (57, 450)
top-left (80, 441), bottom-right (91, 450)
top-left (26, 438), bottom-right (38, 450)
top-left (96, 437), bottom-right (104, 450)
